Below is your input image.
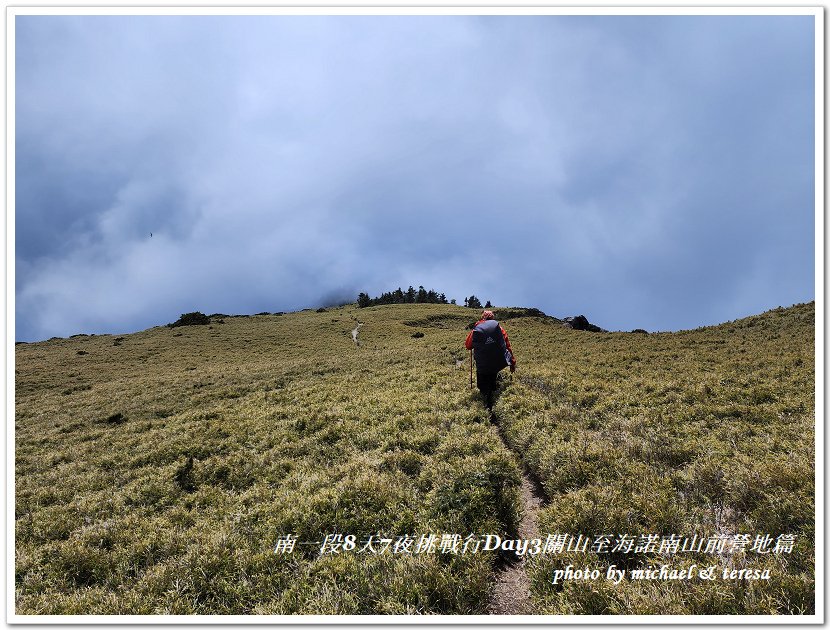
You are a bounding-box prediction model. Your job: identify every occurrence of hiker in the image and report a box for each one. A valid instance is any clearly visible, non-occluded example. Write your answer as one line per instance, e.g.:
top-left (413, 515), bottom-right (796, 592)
top-left (465, 310), bottom-right (516, 406)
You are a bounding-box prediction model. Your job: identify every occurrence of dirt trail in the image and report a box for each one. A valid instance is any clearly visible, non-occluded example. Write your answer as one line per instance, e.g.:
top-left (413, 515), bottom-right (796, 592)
top-left (487, 411), bottom-right (548, 615)
top-left (351, 322), bottom-right (363, 347)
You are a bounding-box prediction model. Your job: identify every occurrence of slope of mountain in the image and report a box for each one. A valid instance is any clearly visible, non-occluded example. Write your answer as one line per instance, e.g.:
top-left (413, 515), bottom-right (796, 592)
top-left (14, 301), bottom-right (815, 615)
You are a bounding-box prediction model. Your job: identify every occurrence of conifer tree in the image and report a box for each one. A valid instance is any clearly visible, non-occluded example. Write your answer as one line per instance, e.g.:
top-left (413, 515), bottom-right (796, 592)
top-left (358, 285), bottom-right (453, 308)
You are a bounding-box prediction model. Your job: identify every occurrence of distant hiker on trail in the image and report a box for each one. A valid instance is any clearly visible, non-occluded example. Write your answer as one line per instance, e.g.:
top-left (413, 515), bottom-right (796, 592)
top-left (465, 310), bottom-right (516, 407)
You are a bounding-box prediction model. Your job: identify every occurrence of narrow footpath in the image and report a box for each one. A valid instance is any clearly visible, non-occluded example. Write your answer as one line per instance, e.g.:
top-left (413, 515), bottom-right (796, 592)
top-left (486, 408), bottom-right (548, 615)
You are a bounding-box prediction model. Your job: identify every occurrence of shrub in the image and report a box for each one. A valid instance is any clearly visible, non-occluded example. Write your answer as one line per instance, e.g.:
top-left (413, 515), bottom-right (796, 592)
top-left (104, 412), bottom-right (126, 425)
top-left (173, 456), bottom-right (196, 492)
top-left (168, 312), bottom-right (211, 327)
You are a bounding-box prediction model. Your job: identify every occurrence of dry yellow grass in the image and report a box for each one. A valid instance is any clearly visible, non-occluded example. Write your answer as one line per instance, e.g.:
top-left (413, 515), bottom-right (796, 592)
top-left (15, 301), bottom-right (814, 615)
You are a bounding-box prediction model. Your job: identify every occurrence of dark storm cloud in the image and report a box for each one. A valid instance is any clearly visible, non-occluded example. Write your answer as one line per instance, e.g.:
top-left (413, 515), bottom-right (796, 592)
top-left (14, 14), bottom-right (815, 340)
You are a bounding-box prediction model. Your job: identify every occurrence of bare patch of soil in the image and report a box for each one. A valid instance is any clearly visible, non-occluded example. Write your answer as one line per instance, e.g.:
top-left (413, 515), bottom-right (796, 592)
top-left (487, 473), bottom-right (545, 614)
top-left (487, 408), bottom-right (548, 615)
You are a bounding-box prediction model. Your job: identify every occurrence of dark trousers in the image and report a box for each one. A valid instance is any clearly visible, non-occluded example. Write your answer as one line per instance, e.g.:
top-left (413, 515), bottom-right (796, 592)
top-left (476, 370), bottom-right (500, 404)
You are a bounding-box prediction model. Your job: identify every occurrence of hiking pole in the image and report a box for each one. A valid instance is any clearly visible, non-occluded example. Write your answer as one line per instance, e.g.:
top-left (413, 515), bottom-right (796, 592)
top-left (470, 349), bottom-right (473, 389)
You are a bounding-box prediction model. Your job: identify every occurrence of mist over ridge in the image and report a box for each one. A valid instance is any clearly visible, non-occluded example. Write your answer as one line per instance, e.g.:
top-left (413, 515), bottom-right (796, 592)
top-left (15, 14), bottom-right (815, 342)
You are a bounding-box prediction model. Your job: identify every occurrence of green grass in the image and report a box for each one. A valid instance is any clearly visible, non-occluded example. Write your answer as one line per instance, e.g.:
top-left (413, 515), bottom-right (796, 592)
top-left (16, 305), bottom-right (521, 614)
top-left (496, 302), bottom-right (815, 614)
top-left (15, 302), bottom-right (814, 615)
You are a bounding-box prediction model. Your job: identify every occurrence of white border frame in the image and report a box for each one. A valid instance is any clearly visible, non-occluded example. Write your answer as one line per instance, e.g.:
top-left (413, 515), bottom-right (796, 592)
top-left (5, 4), bottom-right (824, 626)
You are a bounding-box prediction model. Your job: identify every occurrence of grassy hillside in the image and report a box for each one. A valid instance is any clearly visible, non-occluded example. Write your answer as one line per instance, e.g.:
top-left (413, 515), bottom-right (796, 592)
top-left (14, 301), bottom-right (815, 615)
top-left (497, 301), bottom-right (815, 614)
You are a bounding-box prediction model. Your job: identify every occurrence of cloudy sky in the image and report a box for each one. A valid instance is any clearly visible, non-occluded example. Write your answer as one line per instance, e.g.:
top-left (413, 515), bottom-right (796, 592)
top-left (15, 13), bottom-right (815, 341)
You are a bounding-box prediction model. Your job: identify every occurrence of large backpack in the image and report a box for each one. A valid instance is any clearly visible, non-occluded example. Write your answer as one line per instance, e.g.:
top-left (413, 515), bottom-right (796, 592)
top-left (471, 319), bottom-right (509, 372)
